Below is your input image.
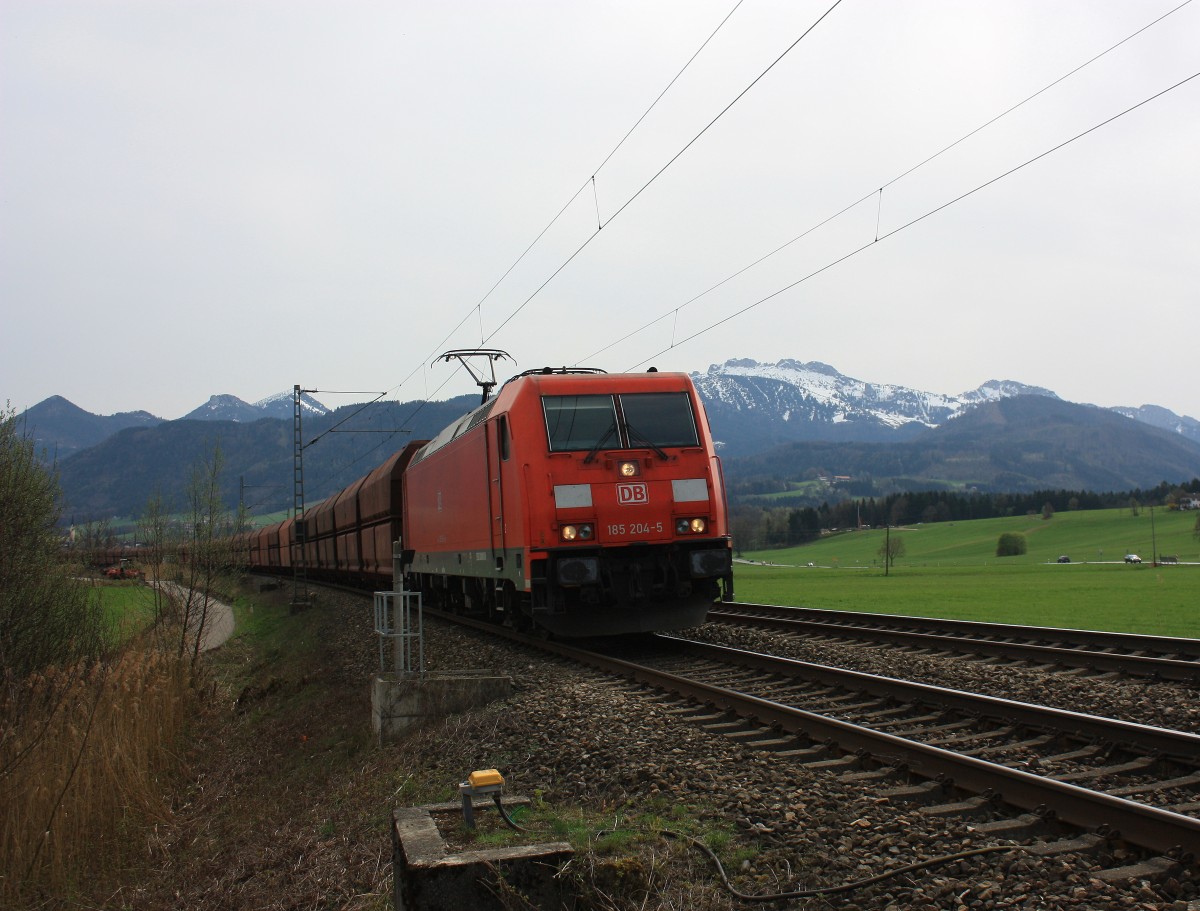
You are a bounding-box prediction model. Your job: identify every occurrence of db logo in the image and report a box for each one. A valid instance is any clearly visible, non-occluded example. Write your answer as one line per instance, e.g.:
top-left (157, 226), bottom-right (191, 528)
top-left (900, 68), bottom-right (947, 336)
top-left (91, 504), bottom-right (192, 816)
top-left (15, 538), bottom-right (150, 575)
top-left (616, 483), bottom-right (648, 505)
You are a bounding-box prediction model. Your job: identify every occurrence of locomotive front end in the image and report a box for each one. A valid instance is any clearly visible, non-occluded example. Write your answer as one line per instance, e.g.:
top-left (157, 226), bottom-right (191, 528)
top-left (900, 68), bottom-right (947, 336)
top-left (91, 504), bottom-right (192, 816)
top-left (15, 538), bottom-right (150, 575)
top-left (526, 374), bottom-right (733, 636)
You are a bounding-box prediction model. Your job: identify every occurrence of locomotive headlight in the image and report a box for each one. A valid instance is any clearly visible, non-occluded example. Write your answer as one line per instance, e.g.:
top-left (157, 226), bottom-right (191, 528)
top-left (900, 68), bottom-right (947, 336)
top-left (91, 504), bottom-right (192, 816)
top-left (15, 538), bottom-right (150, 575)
top-left (676, 517), bottom-right (708, 535)
top-left (561, 525), bottom-right (578, 541)
top-left (617, 460), bottom-right (640, 478)
top-left (578, 524), bottom-right (594, 540)
top-left (560, 524), bottom-right (594, 542)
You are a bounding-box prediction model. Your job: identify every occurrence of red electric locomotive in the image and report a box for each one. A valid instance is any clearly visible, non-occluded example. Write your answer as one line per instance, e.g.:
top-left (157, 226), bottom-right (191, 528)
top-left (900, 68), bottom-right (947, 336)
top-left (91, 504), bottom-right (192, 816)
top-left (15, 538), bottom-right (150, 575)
top-left (401, 368), bottom-right (733, 636)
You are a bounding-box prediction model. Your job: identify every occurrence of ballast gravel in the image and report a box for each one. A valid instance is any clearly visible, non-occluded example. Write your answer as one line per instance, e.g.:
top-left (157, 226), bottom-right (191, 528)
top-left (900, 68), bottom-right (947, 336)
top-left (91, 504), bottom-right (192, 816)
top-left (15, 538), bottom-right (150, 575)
top-left (682, 622), bottom-right (1200, 735)
top-left (404, 612), bottom-right (1199, 910)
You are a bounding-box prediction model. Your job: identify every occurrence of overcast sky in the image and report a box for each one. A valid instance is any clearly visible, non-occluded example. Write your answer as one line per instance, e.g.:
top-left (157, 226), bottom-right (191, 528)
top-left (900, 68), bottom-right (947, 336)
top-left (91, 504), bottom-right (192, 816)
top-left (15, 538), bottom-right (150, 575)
top-left (3, 1), bottom-right (1197, 422)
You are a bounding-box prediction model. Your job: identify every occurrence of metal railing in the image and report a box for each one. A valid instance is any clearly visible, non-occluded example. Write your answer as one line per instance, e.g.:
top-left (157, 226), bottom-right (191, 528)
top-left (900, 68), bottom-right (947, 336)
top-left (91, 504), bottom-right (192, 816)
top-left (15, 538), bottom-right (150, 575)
top-left (374, 588), bottom-right (424, 676)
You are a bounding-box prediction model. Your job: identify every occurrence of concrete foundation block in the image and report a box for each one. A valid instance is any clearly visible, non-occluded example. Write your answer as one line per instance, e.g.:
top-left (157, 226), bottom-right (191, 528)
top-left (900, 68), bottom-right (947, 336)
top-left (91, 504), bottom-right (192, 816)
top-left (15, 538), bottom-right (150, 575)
top-left (372, 672), bottom-right (513, 744)
top-left (392, 804), bottom-right (574, 911)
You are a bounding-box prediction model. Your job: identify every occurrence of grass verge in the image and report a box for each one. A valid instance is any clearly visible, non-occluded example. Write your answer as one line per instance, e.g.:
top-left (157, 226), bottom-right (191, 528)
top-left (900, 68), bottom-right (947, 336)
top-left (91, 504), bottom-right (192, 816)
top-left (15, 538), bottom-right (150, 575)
top-left (737, 508), bottom-right (1200, 637)
top-left (117, 581), bottom-right (769, 910)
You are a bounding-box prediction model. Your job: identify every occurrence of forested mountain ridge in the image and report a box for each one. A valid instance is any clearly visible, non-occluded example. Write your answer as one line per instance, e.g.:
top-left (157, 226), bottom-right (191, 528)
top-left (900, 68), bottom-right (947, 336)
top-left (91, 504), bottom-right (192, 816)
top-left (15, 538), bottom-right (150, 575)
top-left (29, 358), bottom-right (1200, 519)
top-left (15, 396), bottom-right (161, 462)
top-left (56, 396), bottom-right (477, 518)
top-left (726, 395), bottom-right (1200, 504)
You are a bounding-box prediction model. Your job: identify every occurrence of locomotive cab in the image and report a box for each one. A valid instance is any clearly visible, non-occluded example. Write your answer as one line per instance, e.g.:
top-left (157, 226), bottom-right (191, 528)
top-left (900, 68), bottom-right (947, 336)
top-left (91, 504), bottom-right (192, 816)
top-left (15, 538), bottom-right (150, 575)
top-left (402, 368), bottom-right (733, 637)
top-left (530, 382), bottom-right (733, 634)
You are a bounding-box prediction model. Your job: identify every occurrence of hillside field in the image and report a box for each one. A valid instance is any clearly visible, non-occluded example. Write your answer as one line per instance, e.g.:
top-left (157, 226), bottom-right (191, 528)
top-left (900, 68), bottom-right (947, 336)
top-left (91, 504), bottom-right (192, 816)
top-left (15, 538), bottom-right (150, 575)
top-left (734, 507), bottom-right (1200, 637)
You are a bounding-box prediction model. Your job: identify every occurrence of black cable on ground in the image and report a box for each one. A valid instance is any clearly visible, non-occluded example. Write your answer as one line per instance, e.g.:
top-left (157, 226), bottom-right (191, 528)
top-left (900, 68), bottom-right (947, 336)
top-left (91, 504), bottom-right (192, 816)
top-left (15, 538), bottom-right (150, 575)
top-left (493, 794), bottom-right (528, 832)
top-left (660, 829), bottom-right (1020, 901)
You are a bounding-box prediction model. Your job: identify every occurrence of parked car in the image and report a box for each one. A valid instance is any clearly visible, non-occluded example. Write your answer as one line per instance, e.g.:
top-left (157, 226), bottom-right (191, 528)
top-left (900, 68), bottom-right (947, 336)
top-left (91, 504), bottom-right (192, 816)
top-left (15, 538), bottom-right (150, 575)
top-left (1124, 554), bottom-right (1142, 563)
top-left (1056, 555), bottom-right (1070, 563)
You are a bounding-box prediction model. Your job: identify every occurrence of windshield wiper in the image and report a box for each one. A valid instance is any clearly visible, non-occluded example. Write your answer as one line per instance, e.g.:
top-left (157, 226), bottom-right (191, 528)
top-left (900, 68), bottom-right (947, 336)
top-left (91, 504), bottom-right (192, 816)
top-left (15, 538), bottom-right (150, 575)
top-left (583, 423), bottom-right (617, 464)
top-left (625, 423), bottom-right (668, 461)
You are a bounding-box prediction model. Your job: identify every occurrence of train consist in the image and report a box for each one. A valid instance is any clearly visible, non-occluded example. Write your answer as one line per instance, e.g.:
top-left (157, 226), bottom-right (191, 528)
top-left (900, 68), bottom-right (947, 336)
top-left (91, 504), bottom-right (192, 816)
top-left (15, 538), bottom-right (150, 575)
top-left (234, 367), bottom-right (734, 636)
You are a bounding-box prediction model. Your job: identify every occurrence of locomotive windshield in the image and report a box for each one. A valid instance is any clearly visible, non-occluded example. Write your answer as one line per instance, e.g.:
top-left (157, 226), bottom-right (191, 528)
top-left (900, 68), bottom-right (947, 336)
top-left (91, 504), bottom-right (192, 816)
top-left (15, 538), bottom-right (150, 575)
top-left (542, 392), bottom-right (698, 452)
top-left (620, 393), bottom-right (699, 448)
top-left (544, 395), bottom-right (617, 452)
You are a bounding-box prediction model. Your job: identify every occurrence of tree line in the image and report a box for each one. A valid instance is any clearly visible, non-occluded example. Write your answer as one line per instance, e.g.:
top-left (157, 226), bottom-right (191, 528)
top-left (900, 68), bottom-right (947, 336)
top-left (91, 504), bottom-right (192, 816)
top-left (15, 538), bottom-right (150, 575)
top-left (730, 479), bottom-right (1200, 553)
top-left (1, 406), bottom-right (235, 905)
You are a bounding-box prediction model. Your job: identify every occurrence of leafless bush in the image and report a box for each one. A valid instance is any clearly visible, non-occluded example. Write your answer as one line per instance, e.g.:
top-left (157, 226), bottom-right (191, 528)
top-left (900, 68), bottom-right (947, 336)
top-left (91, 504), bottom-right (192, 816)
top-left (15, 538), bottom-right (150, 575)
top-left (0, 645), bottom-right (195, 906)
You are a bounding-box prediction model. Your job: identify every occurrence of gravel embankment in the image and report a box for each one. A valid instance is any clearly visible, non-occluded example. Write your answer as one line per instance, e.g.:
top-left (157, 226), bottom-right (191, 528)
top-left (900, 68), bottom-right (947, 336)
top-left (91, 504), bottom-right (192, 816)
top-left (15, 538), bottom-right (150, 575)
top-left (414, 613), bottom-right (1199, 910)
top-left (134, 589), bottom-right (1198, 910)
top-left (682, 623), bottom-right (1200, 735)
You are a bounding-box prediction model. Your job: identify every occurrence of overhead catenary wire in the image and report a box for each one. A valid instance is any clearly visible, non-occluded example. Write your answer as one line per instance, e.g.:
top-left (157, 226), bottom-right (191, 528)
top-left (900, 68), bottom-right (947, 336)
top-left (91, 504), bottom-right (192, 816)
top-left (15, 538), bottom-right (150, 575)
top-left (300, 0), bottom-right (751, 493)
top-left (481, 0), bottom-right (846, 346)
top-left (464, 0), bottom-right (747, 318)
top-left (303, 6), bottom-right (1191, 497)
top-left (627, 69), bottom-right (1200, 370)
top-left (368, 0), bottom-right (749, 412)
top-left (880, 0), bottom-right (1194, 194)
top-left (576, 0), bottom-right (1195, 366)
top-left (301, 1), bottom-right (823, 497)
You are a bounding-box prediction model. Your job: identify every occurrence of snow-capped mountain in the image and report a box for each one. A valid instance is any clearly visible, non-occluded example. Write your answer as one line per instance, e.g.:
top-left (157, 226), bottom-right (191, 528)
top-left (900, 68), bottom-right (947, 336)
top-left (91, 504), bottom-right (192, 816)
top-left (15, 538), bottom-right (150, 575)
top-left (181, 391), bottom-right (330, 423)
top-left (181, 394), bottom-right (265, 423)
top-left (691, 359), bottom-right (1060, 454)
top-left (1110, 404), bottom-right (1200, 447)
top-left (252, 390), bottom-right (331, 421)
top-left (957, 378), bottom-right (1060, 406)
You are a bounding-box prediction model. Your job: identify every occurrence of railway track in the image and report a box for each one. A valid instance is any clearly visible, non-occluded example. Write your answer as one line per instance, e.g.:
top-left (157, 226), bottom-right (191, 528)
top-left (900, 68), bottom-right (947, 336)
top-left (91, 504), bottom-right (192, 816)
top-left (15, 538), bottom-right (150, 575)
top-left (709, 602), bottom-right (1200, 683)
top-left (426, 608), bottom-right (1200, 868)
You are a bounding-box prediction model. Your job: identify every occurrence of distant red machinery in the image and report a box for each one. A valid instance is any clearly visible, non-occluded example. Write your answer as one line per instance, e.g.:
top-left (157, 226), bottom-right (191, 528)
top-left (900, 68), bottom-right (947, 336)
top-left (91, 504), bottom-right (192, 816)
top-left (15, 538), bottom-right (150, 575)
top-left (104, 558), bottom-right (144, 580)
top-left (85, 546), bottom-right (144, 579)
top-left (236, 368), bottom-right (733, 636)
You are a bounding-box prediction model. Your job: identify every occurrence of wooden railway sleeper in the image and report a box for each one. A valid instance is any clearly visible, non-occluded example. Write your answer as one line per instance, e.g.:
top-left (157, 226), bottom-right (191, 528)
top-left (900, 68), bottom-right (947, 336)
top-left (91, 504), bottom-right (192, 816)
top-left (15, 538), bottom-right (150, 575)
top-left (821, 698), bottom-right (891, 717)
top-left (879, 779), bottom-right (946, 803)
top-left (1035, 743), bottom-right (1105, 764)
top-left (839, 765), bottom-right (901, 784)
top-left (918, 794), bottom-right (997, 819)
top-left (722, 726), bottom-right (790, 744)
top-left (884, 717), bottom-right (973, 737)
top-left (973, 732), bottom-right (1056, 757)
top-left (1108, 770), bottom-right (1200, 798)
top-left (1051, 754), bottom-right (1159, 784)
top-left (803, 750), bottom-right (867, 772)
top-left (771, 741), bottom-right (832, 760)
top-left (925, 724), bottom-right (1016, 747)
top-left (851, 703), bottom-right (910, 722)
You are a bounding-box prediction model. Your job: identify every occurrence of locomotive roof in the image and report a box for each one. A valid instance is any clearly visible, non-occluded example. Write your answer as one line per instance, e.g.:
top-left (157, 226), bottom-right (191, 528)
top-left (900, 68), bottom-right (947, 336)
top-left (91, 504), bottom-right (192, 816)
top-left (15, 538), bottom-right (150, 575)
top-left (412, 370), bottom-right (697, 465)
top-left (503, 368), bottom-right (692, 390)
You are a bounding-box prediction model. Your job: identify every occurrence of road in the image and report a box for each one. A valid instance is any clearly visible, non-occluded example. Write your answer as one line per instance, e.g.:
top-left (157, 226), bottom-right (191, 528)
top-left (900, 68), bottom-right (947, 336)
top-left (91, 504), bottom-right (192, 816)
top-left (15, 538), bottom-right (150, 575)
top-left (154, 582), bottom-right (235, 652)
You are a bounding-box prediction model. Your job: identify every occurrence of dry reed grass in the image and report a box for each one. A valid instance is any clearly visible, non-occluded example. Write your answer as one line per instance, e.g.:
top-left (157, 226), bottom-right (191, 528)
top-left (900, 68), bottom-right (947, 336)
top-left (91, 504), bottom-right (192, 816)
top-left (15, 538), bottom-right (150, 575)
top-left (0, 642), bottom-right (197, 908)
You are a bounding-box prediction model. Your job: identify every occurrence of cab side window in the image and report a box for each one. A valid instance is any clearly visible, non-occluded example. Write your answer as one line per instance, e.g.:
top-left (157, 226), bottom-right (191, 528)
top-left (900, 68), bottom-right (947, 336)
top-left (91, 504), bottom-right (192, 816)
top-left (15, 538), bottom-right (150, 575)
top-left (497, 415), bottom-right (510, 461)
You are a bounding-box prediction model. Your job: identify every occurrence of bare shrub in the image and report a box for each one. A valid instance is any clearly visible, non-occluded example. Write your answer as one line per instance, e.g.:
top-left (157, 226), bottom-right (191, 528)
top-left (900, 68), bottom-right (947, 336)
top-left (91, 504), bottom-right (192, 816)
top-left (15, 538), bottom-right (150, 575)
top-left (0, 646), bottom-right (195, 906)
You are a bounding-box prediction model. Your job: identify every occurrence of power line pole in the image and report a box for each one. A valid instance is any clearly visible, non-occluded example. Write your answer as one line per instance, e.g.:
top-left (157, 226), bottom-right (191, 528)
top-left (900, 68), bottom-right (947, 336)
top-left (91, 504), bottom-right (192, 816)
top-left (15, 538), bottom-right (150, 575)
top-left (292, 384), bottom-right (312, 608)
top-left (1150, 505), bottom-right (1158, 567)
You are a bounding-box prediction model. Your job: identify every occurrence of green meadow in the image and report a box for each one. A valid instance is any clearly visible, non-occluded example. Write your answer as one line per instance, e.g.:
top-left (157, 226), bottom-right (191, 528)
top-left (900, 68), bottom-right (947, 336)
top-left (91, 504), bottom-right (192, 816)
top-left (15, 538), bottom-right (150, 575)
top-left (92, 582), bottom-right (158, 644)
top-left (734, 507), bottom-right (1200, 638)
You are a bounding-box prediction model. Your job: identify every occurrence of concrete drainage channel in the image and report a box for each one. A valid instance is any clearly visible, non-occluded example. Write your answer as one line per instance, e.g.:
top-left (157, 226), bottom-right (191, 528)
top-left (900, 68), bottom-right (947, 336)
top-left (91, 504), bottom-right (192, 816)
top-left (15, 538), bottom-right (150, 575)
top-left (391, 795), bottom-right (574, 911)
top-left (374, 668), bottom-right (572, 910)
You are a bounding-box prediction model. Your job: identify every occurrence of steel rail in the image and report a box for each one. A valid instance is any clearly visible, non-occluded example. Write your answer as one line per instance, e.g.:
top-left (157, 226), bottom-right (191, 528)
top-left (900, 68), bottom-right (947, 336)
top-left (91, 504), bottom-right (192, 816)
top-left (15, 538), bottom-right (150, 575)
top-left (661, 637), bottom-right (1200, 758)
top-left (720, 602), bottom-right (1200, 656)
top-left (430, 609), bottom-right (1200, 859)
top-left (710, 604), bottom-right (1200, 683)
